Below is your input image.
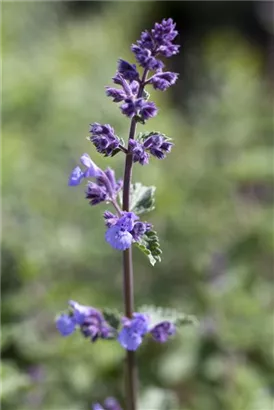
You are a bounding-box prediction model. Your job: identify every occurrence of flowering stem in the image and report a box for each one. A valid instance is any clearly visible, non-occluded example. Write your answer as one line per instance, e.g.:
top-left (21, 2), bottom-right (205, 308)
top-left (122, 68), bottom-right (149, 410)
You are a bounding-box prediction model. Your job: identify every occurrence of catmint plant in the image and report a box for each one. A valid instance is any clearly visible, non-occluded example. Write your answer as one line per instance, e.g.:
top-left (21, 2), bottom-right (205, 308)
top-left (56, 18), bottom-right (196, 409)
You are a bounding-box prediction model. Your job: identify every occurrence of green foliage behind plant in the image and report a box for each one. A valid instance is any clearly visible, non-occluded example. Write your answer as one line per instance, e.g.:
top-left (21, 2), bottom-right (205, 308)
top-left (2, 2), bottom-right (273, 410)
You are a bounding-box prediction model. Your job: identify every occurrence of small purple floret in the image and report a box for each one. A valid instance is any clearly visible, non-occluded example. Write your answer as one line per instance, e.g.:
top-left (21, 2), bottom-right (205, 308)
top-left (143, 133), bottom-right (173, 159)
top-left (89, 123), bottom-right (120, 157)
top-left (56, 314), bottom-right (75, 336)
top-left (148, 71), bottom-right (178, 91)
top-left (105, 212), bottom-right (149, 250)
top-left (150, 321), bottom-right (176, 343)
top-left (56, 301), bottom-right (113, 343)
top-left (68, 166), bottom-right (84, 186)
top-left (117, 59), bottom-right (139, 82)
top-left (128, 140), bottom-right (149, 165)
top-left (118, 313), bottom-right (150, 351)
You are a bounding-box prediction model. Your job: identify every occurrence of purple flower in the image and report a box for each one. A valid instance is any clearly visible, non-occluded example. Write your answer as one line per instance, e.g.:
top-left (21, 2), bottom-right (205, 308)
top-left (92, 398), bottom-right (122, 410)
top-left (120, 98), bottom-right (157, 121)
top-left (105, 212), bottom-right (150, 250)
top-left (85, 182), bottom-right (108, 205)
top-left (68, 154), bottom-right (102, 186)
top-left (131, 46), bottom-right (164, 71)
top-left (118, 313), bottom-right (150, 351)
top-left (93, 405), bottom-right (104, 410)
top-left (128, 140), bottom-right (149, 165)
top-left (139, 100), bottom-right (157, 121)
top-left (69, 300), bottom-right (94, 325)
top-left (56, 301), bottom-right (114, 342)
top-left (105, 87), bottom-right (126, 103)
top-left (131, 18), bottom-right (179, 71)
top-left (148, 71), bottom-right (178, 91)
top-left (105, 212), bottom-right (138, 251)
top-left (120, 98), bottom-right (137, 118)
top-left (150, 321), bottom-right (176, 343)
top-left (89, 123), bottom-right (120, 157)
top-left (151, 18), bottom-right (180, 57)
top-left (131, 221), bottom-right (151, 241)
top-left (56, 313), bottom-right (75, 336)
top-left (105, 225), bottom-right (133, 251)
top-left (117, 59), bottom-right (139, 82)
top-left (143, 133), bottom-right (173, 159)
top-left (103, 211), bottom-right (119, 228)
top-left (103, 397), bottom-right (122, 410)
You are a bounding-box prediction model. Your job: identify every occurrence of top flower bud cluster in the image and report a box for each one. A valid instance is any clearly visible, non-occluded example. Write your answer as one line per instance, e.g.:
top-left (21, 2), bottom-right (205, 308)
top-left (90, 18), bottom-right (179, 158)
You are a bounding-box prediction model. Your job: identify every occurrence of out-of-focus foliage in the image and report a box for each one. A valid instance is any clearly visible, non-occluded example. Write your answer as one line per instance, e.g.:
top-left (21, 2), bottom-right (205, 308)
top-left (2, 2), bottom-right (273, 410)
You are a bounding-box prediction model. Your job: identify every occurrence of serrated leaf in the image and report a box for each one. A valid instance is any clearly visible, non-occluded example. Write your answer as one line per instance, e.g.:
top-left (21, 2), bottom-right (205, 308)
top-left (102, 308), bottom-right (122, 330)
top-left (135, 229), bottom-right (162, 266)
top-left (129, 182), bottom-right (156, 215)
top-left (139, 305), bottom-right (198, 328)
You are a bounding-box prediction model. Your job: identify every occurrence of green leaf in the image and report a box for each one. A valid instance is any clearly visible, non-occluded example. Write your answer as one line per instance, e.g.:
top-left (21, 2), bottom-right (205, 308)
top-left (135, 229), bottom-right (162, 266)
top-left (130, 182), bottom-right (156, 215)
top-left (138, 305), bottom-right (198, 328)
top-left (102, 308), bottom-right (122, 330)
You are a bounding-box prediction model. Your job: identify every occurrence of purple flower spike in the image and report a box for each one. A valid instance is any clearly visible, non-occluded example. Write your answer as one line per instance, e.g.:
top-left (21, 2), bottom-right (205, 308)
top-left (148, 71), bottom-right (178, 91)
top-left (118, 313), bottom-right (150, 351)
top-left (150, 321), bottom-right (176, 343)
top-left (89, 123), bottom-right (120, 157)
top-left (128, 140), bottom-right (149, 165)
top-left (131, 18), bottom-right (179, 71)
top-left (117, 59), bottom-right (139, 82)
top-left (56, 314), bottom-right (75, 336)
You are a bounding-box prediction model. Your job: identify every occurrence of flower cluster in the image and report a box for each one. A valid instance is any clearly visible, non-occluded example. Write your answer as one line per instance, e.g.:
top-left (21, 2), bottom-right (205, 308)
top-left (56, 301), bottom-right (176, 351)
top-left (93, 397), bottom-right (122, 410)
top-left (104, 211), bottom-right (151, 250)
top-left (56, 301), bottom-right (114, 342)
top-left (89, 123), bottom-right (120, 157)
top-left (106, 68), bottom-right (157, 122)
top-left (132, 18), bottom-right (180, 70)
top-left (68, 154), bottom-right (122, 206)
top-left (118, 312), bottom-right (176, 351)
top-left (105, 19), bottom-right (179, 122)
top-left (128, 132), bottom-right (173, 165)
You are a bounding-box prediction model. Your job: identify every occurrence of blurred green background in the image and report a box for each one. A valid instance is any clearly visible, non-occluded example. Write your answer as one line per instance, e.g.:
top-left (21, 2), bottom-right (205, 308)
top-left (2, 1), bottom-right (274, 409)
